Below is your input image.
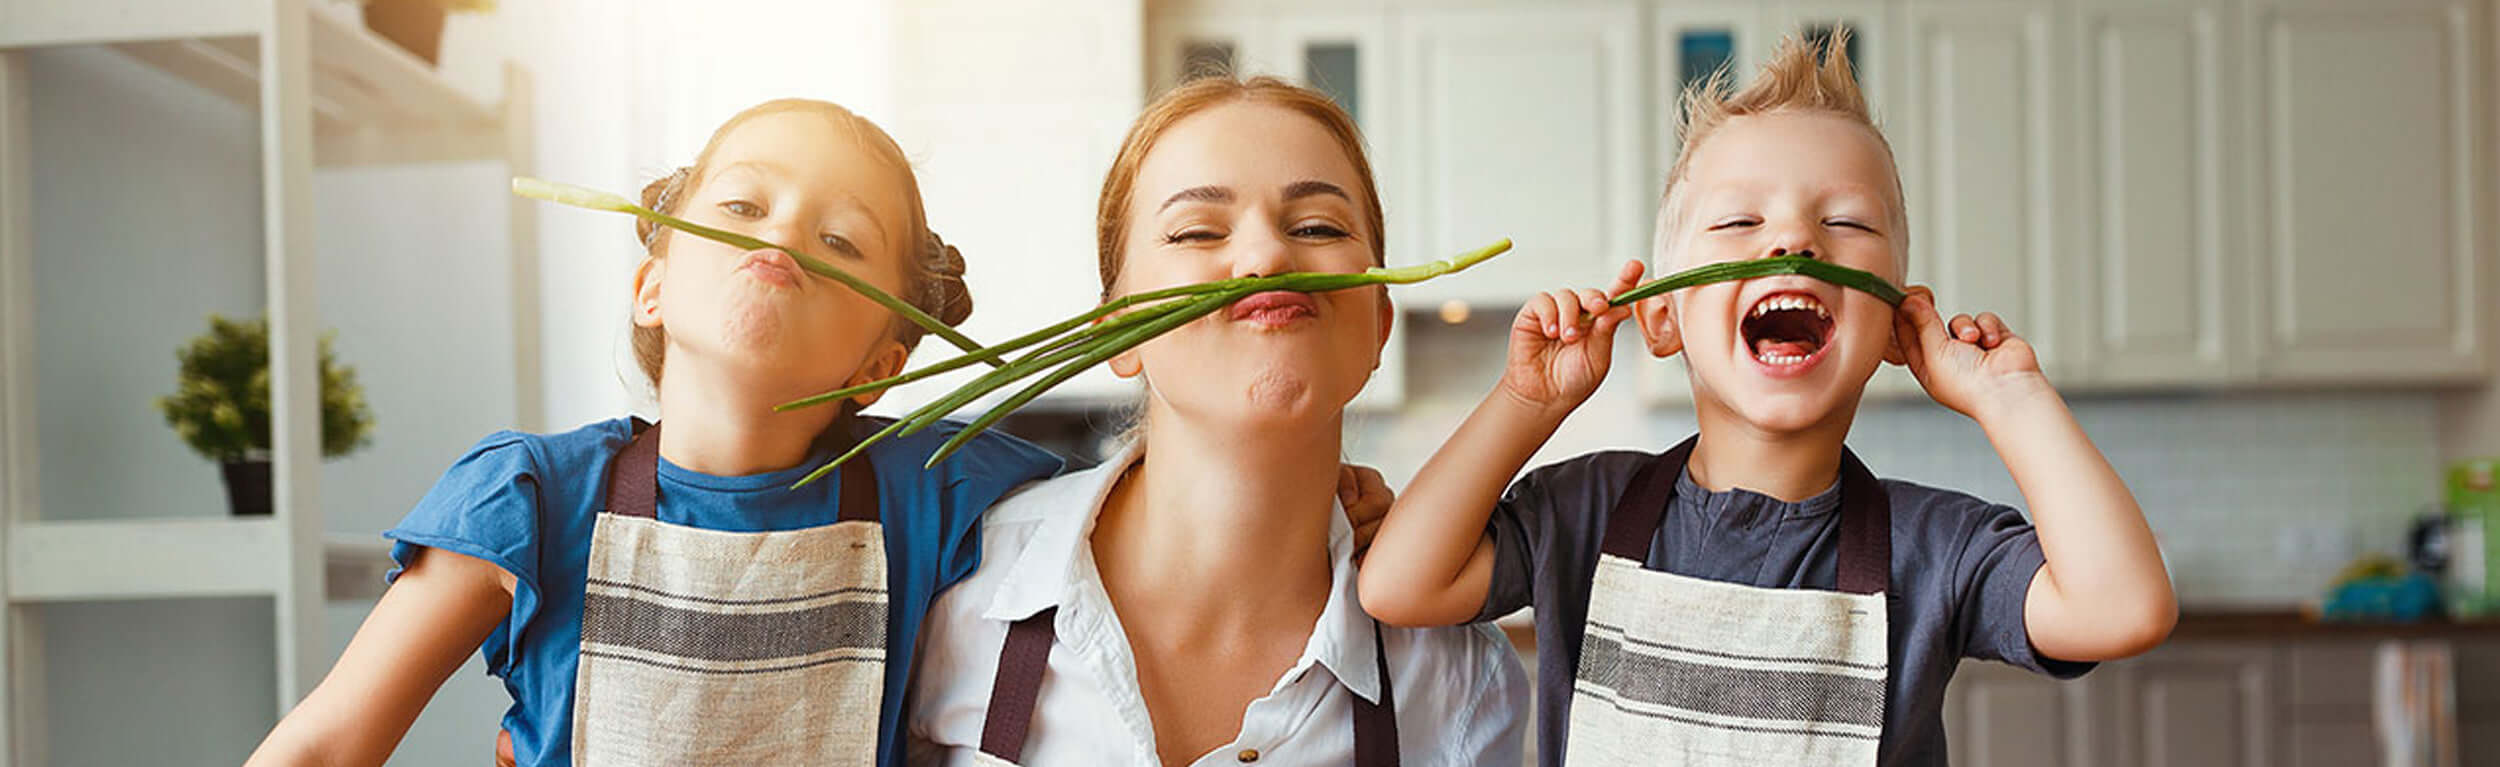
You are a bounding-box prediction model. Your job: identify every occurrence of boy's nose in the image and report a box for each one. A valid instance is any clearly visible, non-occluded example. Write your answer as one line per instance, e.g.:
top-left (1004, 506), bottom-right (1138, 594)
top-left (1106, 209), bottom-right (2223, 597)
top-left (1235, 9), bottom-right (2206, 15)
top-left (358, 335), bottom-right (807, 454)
top-left (1768, 246), bottom-right (1818, 260)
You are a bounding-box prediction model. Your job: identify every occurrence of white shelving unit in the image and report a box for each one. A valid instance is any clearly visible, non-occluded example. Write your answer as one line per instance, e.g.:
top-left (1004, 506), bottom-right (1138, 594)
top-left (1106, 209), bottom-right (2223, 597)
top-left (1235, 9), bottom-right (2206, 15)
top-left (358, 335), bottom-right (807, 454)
top-left (0, 0), bottom-right (535, 761)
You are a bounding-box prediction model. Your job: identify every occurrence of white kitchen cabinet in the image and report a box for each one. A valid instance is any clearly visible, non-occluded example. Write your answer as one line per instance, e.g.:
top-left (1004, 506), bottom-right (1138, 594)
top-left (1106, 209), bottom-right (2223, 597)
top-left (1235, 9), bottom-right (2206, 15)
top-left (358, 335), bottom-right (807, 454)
top-left (1896, 0), bottom-right (2072, 399)
top-left (1636, 4), bottom-right (1765, 405)
top-left (1392, 3), bottom-right (1646, 308)
top-left (882, 0), bottom-right (1146, 412)
top-left (2241, 0), bottom-right (2489, 383)
top-left (2070, 0), bottom-right (2243, 386)
top-left (2102, 642), bottom-right (2278, 767)
top-left (1943, 661), bottom-right (2094, 766)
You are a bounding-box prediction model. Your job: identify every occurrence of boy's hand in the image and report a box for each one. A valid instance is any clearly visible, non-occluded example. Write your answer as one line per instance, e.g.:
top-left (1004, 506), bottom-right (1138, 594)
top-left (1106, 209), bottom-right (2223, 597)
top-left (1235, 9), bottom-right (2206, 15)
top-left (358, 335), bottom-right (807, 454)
top-left (1499, 260), bottom-right (1645, 412)
top-left (1338, 464), bottom-right (1394, 554)
top-left (1893, 286), bottom-right (2051, 419)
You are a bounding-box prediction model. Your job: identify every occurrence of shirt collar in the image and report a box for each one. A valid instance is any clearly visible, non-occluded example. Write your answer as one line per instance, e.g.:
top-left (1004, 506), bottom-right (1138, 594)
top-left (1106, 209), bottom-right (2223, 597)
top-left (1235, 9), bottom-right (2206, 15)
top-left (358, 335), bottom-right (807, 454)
top-left (981, 440), bottom-right (1386, 704)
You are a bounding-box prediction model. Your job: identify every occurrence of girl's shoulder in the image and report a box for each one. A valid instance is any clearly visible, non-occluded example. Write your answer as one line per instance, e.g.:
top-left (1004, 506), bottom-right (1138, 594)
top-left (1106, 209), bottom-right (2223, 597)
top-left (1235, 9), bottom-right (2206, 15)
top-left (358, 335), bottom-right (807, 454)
top-left (856, 416), bottom-right (1065, 490)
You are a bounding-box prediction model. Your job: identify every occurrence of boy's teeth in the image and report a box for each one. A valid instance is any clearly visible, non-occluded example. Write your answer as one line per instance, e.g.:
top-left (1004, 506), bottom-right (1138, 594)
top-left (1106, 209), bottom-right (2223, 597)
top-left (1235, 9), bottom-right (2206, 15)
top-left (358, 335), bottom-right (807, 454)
top-left (1750, 294), bottom-right (1828, 318)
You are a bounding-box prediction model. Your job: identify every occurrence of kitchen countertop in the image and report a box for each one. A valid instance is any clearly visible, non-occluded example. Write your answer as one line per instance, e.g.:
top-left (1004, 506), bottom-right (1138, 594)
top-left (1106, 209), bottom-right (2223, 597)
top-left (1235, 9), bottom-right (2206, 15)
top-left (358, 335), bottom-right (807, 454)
top-left (2171, 607), bottom-right (2500, 641)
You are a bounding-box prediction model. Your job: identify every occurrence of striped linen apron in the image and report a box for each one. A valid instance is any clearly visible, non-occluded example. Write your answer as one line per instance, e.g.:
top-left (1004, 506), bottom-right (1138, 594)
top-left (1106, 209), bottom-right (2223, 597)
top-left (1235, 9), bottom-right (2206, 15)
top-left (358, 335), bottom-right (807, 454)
top-left (1566, 439), bottom-right (1892, 767)
top-left (973, 607), bottom-right (1403, 766)
top-left (570, 420), bottom-right (888, 765)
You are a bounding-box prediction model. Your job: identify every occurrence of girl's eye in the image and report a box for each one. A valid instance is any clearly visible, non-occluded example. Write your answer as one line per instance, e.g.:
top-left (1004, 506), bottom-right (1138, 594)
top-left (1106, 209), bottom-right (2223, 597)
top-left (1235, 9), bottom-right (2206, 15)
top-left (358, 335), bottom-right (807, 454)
top-left (1290, 223), bottom-right (1351, 240)
top-left (1164, 229), bottom-right (1222, 244)
top-left (1707, 217), bottom-right (1759, 231)
top-left (720, 200), bottom-right (763, 218)
top-left (820, 233), bottom-right (861, 258)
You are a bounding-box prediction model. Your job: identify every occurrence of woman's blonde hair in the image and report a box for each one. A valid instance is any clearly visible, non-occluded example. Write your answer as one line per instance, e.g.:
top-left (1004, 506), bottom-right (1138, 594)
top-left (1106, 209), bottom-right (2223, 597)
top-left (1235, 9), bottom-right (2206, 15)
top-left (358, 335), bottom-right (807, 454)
top-left (1095, 75), bottom-right (1386, 297)
top-left (630, 98), bottom-right (973, 389)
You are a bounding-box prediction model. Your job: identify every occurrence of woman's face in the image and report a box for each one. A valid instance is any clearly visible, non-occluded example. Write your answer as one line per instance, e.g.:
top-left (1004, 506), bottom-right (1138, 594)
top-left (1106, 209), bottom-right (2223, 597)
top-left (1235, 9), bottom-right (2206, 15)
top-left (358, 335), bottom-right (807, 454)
top-left (1108, 101), bottom-right (1394, 430)
top-left (634, 109), bottom-right (917, 403)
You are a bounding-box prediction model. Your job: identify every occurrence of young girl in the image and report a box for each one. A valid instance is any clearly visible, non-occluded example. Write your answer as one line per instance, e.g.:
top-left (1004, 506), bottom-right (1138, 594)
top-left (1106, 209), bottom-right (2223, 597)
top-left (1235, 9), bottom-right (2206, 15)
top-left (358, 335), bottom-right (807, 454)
top-left (246, 99), bottom-right (1065, 767)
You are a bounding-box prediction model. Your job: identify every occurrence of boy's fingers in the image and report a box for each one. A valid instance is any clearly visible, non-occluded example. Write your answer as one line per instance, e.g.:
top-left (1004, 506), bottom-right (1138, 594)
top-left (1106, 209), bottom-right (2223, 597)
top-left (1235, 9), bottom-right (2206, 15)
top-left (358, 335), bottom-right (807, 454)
top-left (1976, 312), bottom-right (2011, 347)
top-left (1607, 259), bottom-right (1647, 298)
top-left (1521, 293), bottom-right (1559, 337)
top-left (1950, 314), bottom-right (1981, 343)
top-left (1576, 288), bottom-right (1611, 316)
top-left (1900, 289), bottom-right (1952, 350)
top-left (1337, 465), bottom-right (1361, 507)
top-left (1550, 289), bottom-right (1585, 339)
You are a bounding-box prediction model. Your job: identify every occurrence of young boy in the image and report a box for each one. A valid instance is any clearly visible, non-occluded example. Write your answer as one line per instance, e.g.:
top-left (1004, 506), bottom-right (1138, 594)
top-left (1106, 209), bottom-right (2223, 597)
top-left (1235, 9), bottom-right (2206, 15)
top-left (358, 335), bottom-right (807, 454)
top-left (1357, 32), bottom-right (2176, 767)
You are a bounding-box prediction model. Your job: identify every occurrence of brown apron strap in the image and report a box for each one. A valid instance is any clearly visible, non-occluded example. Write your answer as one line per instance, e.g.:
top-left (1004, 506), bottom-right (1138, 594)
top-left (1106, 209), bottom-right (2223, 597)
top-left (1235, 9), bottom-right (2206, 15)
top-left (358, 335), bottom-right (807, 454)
top-left (1350, 620), bottom-right (1400, 767)
top-left (606, 418), bottom-right (663, 519)
top-left (1598, 437), bottom-right (1698, 559)
top-left (1833, 450), bottom-right (1891, 595)
top-left (1600, 437), bottom-right (1890, 594)
top-left (979, 607), bottom-right (1057, 762)
top-left (601, 418), bottom-right (881, 524)
top-left (977, 616), bottom-right (1403, 764)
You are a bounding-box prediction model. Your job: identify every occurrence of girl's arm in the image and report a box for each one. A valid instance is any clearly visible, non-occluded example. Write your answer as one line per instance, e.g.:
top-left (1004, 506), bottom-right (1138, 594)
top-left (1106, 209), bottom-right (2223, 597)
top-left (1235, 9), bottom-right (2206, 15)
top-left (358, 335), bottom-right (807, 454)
top-left (245, 547), bottom-right (515, 767)
top-left (1893, 290), bottom-right (2177, 661)
top-left (1360, 263), bottom-right (1643, 627)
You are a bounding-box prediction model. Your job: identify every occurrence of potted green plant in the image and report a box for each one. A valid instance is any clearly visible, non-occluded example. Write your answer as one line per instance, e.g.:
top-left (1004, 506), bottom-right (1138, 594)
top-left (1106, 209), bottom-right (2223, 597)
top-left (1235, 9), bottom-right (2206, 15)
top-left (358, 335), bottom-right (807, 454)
top-left (360, 0), bottom-right (495, 67)
top-left (157, 315), bottom-right (375, 516)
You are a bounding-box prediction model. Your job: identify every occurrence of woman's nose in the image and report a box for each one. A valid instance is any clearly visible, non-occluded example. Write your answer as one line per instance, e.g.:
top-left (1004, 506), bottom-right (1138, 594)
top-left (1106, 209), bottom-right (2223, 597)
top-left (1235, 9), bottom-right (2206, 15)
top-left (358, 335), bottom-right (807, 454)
top-left (1230, 226), bottom-right (1295, 279)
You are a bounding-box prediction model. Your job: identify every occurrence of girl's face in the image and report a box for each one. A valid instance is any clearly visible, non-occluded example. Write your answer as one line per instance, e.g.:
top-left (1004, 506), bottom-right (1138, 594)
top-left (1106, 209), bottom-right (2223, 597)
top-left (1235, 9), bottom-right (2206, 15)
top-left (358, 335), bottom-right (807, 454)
top-left (634, 110), bottom-right (917, 403)
top-left (1108, 101), bottom-right (1394, 430)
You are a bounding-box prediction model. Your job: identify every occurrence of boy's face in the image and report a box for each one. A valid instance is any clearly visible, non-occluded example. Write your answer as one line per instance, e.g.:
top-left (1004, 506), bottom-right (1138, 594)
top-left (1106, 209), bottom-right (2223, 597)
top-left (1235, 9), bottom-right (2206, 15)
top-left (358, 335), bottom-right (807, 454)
top-left (1638, 110), bottom-right (1907, 435)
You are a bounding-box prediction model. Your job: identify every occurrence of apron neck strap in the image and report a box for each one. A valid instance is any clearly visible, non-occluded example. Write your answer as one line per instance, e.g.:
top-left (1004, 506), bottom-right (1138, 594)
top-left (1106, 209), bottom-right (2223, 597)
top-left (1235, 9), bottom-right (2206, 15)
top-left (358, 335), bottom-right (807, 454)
top-left (978, 610), bottom-right (1402, 766)
top-left (603, 418), bottom-right (880, 524)
top-left (1599, 437), bottom-right (1891, 595)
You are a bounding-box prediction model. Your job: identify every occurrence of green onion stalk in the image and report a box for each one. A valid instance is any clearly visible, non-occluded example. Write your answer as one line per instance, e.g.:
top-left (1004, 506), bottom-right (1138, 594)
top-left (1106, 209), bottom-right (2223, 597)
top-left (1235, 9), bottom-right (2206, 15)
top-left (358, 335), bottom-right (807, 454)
top-left (511, 177), bottom-right (999, 364)
top-left (781, 238), bottom-right (1517, 485)
top-left (1609, 256), bottom-right (1908, 308)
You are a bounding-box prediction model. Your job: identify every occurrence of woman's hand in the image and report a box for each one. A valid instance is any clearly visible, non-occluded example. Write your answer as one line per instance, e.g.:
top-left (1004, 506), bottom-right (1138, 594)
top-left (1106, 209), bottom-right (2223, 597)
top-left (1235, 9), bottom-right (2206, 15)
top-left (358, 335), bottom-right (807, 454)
top-left (1497, 260), bottom-right (1645, 412)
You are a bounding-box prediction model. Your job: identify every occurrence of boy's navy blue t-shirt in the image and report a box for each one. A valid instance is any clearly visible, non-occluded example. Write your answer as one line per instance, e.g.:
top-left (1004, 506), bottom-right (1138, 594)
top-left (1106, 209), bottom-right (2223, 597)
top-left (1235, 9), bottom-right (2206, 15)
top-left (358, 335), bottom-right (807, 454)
top-left (384, 415), bottom-right (1062, 767)
top-left (1476, 448), bottom-right (2093, 767)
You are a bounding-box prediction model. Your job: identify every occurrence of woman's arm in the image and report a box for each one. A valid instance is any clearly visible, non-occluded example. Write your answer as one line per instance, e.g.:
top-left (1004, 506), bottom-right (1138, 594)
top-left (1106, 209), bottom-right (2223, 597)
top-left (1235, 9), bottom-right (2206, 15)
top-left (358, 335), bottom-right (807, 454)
top-left (245, 547), bottom-right (515, 767)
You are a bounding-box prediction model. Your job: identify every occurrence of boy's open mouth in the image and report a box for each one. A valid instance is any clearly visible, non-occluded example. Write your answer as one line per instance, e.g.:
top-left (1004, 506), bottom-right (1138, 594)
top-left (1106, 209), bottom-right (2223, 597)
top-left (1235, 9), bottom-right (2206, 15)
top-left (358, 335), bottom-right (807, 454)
top-left (1742, 291), bottom-right (1834, 367)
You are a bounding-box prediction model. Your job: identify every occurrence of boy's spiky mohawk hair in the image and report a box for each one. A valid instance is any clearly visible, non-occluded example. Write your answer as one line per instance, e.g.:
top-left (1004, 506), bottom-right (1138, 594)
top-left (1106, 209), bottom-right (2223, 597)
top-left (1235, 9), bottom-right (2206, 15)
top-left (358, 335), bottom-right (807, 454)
top-left (1655, 27), bottom-right (1908, 264)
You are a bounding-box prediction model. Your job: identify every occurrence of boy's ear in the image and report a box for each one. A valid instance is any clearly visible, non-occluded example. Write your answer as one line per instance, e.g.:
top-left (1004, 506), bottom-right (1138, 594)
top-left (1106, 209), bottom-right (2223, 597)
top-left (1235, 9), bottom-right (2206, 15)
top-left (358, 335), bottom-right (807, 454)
top-left (630, 259), bottom-right (666, 329)
top-left (1631, 294), bottom-right (1682, 358)
top-left (845, 339), bottom-right (913, 409)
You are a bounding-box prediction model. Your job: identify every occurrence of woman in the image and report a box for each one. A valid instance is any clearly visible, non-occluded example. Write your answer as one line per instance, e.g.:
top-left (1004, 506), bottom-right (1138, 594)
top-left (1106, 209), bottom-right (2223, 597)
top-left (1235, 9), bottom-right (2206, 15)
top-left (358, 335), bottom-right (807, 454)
top-left (907, 76), bottom-right (1530, 766)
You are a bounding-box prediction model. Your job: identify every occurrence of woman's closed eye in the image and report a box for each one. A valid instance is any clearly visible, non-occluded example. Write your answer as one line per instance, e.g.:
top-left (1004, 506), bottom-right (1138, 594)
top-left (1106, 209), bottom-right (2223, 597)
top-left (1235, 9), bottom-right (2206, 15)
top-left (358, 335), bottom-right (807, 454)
top-left (1289, 221), bottom-right (1352, 240)
top-left (1163, 228), bottom-right (1224, 245)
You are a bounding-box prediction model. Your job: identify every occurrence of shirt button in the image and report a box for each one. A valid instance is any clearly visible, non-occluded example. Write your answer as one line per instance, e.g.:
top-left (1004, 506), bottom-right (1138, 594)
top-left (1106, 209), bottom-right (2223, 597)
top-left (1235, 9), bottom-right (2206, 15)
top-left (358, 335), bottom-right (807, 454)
top-left (1237, 748), bottom-right (1261, 763)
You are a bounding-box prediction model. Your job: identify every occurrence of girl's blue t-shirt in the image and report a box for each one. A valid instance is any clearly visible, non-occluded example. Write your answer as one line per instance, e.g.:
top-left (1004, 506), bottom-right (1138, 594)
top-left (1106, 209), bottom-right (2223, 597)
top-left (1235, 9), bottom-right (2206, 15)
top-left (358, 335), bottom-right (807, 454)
top-left (383, 415), bottom-right (1062, 767)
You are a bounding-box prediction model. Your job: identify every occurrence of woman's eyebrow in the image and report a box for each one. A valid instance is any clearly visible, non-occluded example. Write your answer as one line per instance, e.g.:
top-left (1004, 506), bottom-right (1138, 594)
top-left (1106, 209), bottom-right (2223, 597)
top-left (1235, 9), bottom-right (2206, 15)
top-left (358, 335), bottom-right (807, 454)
top-left (1283, 179), bottom-right (1350, 203)
top-left (1160, 185), bottom-right (1233, 211)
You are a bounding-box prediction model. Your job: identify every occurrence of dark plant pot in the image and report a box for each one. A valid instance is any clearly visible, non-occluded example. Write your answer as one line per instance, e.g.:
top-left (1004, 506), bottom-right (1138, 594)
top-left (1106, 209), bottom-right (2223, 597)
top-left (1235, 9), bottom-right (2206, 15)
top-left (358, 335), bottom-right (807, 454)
top-left (362, 0), bottom-right (448, 67)
top-left (221, 460), bottom-right (273, 517)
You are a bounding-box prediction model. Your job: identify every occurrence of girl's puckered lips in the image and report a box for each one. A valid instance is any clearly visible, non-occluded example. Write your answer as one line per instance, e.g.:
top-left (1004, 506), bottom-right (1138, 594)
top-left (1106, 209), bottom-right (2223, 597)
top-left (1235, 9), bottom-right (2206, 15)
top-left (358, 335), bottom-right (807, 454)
top-left (736, 249), bottom-right (804, 289)
top-left (1227, 290), bottom-right (1319, 327)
